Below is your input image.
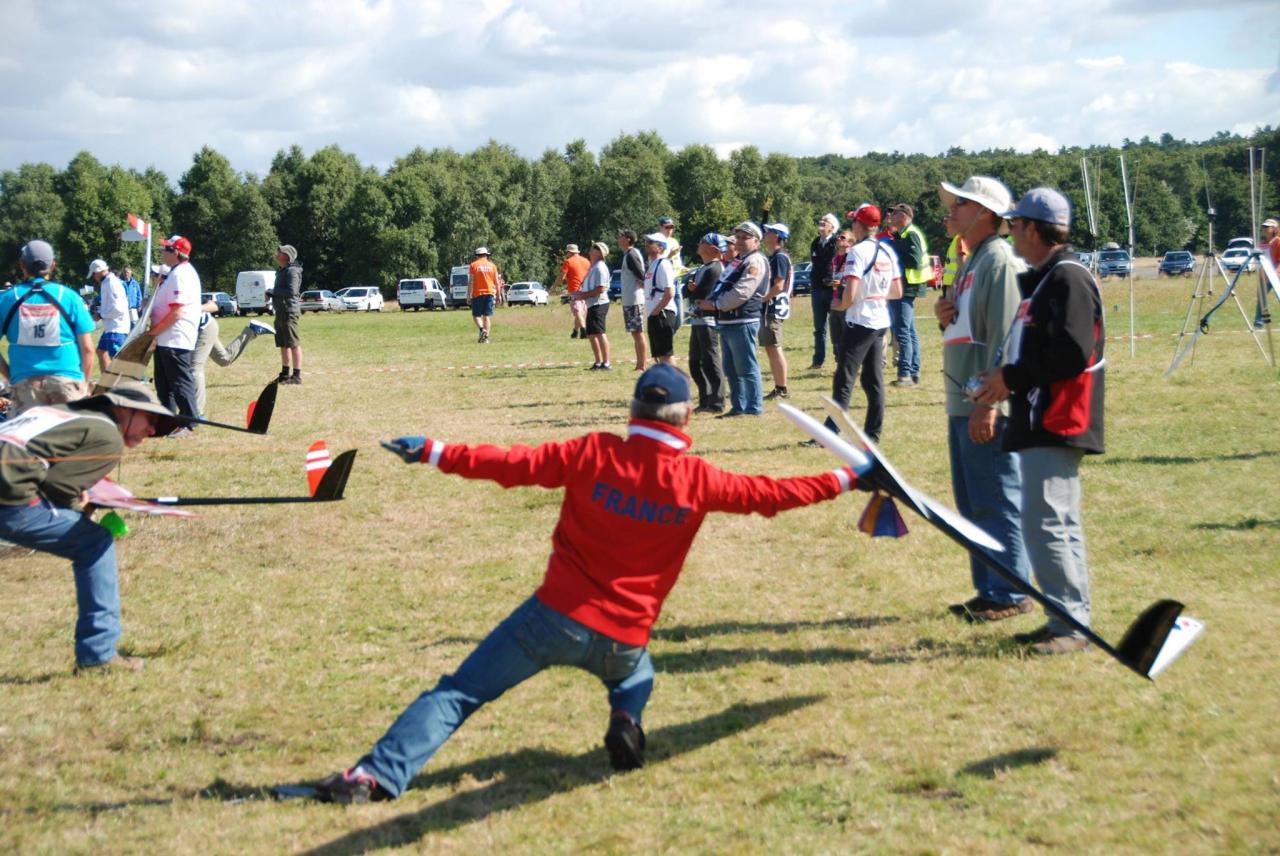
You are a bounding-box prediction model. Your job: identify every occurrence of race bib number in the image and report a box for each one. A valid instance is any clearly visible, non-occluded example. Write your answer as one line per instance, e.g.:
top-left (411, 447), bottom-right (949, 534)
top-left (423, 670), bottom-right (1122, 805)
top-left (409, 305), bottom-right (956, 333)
top-left (17, 304), bottom-right (61, 347)
top-left (0, 406), bottom-right (76, 449)
top-left (1005, 298), bottom-right (1032, 364)
top-left (943, 271), bottom-right (982, 346)
top-left (770, 293), bottom-right (791, 320)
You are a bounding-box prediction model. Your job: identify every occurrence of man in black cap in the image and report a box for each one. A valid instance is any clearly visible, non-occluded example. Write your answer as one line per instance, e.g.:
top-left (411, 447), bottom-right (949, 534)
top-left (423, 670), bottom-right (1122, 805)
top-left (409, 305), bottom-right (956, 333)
top-left (272, 245), bottom-right (304, 384)
top-left (309, 364), bottom-right (868, 803)
top-left (0, 381), bottom-right (180, 672)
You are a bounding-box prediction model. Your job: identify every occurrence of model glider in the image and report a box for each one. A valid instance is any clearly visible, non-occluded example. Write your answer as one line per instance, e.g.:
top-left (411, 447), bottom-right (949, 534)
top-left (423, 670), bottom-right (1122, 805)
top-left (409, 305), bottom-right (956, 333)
top-left (175, 381), bottom-right (278, 436)
top-left (89, 442), bottom-right (356, 511)
top-left (780, 398), bottom-right (1203, 680)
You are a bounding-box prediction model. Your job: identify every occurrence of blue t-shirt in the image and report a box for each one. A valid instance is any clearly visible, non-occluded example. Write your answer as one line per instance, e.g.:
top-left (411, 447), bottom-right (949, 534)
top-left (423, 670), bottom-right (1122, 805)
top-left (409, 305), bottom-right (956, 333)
top-left (0, 279), bottom-right (95, 382)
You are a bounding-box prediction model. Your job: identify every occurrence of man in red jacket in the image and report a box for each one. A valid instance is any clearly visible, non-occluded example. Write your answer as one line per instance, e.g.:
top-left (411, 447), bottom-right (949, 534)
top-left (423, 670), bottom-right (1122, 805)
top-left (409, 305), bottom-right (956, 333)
top-left (313, 364), bottom-right (867, 803)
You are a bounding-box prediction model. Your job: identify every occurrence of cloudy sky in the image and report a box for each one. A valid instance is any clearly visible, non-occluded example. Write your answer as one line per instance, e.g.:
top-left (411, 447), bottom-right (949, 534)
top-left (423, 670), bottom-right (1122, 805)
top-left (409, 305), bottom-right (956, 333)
top-left (1, 0), bottom-right (1277, 180)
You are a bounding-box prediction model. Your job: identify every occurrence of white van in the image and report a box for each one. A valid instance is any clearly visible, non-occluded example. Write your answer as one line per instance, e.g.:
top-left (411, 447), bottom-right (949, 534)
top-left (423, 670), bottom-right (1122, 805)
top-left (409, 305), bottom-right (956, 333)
top-left (448, 265), bottom-right (471, 308)
top-left (397, 277), bottom-right (446, 311)
top-left (235, 270), bottom-right (276, 316)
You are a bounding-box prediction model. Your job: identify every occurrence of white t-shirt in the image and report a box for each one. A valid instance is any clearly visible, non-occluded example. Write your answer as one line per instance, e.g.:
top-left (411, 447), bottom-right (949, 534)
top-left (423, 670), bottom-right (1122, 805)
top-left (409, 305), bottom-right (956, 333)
top-left (582, 260), bottom-right (612, 307)
top-left (99, 273), bottom-right (131, 335)
top-left (840, 238), bottom-right (900, 330)
top-left (151, 261), bottom-right (201, 349)
top-left (644, 258), bottom-right (675, 316)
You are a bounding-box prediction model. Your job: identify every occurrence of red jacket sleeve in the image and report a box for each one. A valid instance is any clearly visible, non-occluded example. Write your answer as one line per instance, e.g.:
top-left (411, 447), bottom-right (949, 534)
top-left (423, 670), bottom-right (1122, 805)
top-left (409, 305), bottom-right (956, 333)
top-left (699, 461), bottom-right (853, 516)
top-left (424, 436), bottom-right (589, 489)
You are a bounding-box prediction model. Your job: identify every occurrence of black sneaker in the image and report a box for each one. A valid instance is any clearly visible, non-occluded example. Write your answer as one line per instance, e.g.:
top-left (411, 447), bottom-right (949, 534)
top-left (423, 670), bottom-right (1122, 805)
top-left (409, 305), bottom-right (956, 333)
top-left (604, 712), bottom-right (645, 771)
top-left (764, 387), bottom-right (788, 400)
top-left (571, 329), bottom-right (580, 339)
top-left (284, 374), bottom-right (302, 385)
top-left (314, 766), bottom-right (391, 804)
top-left (600, 363), bottom-right (612, 371)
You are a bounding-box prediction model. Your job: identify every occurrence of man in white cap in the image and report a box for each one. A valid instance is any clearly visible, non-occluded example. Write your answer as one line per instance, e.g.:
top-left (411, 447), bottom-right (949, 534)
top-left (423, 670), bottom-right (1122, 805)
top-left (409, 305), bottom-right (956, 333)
top-left (932, 177), bottom-right (1033, 623)
top-left (551, 244), bottom-right (590, 340)
top-left (469, 247), bottom-right (500, 343)
top-left (0, 380), bottom-right (181, 671)
top-left (697, 222), bottom-right (770, 416)
top-left (0, 240), bottom-right (95, 412)
top-left (89, 259), bottom-right (130, 373)
top-left (571, 241), bottom-right (612, 369)
top-left (974, 187), bottom-right (1105, 655)
top-left (761, 223), bottom-right (794, 400)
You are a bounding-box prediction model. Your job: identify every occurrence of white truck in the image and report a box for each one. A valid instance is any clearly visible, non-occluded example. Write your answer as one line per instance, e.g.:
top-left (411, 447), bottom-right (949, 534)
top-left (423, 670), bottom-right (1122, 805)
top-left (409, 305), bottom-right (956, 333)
top-left (397, 277), bottom-right (447, 311)
top-left (448, 265), bottom-right (471, 309)
top-left (235, 270), bottom-right (276, 316)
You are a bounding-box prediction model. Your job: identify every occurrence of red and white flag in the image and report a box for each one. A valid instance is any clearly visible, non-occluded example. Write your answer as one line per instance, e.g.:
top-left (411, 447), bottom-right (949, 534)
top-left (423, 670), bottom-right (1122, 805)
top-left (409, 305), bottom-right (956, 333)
top-left (127, 213), bottom-right (151, 238)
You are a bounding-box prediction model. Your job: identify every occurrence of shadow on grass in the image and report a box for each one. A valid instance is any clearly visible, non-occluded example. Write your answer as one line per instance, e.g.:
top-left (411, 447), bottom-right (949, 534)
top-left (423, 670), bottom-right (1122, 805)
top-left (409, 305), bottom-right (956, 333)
top-left (0, 671), bottom-right (61, 685)
top-left (0, 779), bottom-right (272, 817)
top-left (1192, 517), bottom-right (1280, 531)
top-left (960, 747), bottom-right (1057, 779)
top-left (433, 615), bottom-right (899, 649)
top-left (1102, 449), bottom-right (1279, 466)
top-left (656, 645), bottom-right (895, 673)
top-left (299, 694), bottom-right (823, 854)
top-left (652, 615), bottom-right (899, 642)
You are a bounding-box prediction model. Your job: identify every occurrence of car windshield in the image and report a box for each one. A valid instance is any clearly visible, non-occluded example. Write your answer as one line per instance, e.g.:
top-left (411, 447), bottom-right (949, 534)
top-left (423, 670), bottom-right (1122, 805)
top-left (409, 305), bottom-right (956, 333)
top-left (400, 283), bottom-right (423, 290)
top-left (302, 291), bottom-right (323, 298)
top-left (1100, 251), bottom-right (1128, 261)
top-left (1166, 252), bottom-right (1191, 260)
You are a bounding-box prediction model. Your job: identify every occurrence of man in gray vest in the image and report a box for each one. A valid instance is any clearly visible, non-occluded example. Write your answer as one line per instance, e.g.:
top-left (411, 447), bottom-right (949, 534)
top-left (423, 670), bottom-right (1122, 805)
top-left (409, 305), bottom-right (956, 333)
top-left (697, 222), bottom-right (769, 417)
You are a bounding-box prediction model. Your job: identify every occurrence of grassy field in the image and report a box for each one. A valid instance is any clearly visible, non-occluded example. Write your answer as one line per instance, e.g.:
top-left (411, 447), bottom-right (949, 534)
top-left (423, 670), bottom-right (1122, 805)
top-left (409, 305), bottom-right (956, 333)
top-left (2, 261), bottom-right (1278, 854)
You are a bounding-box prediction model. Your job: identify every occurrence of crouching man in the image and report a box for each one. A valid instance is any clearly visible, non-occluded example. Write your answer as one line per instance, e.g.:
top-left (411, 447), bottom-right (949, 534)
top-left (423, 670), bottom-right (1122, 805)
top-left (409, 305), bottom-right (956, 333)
top-left (312, 364), bottom-right (868, 802)
top-left (0, 382), bottom-right (180, 672)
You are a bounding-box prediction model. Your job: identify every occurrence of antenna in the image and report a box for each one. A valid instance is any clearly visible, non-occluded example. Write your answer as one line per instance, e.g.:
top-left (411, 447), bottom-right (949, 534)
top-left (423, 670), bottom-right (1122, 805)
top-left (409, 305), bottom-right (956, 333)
top-left (1119, 154), bottom-right (1138, 356)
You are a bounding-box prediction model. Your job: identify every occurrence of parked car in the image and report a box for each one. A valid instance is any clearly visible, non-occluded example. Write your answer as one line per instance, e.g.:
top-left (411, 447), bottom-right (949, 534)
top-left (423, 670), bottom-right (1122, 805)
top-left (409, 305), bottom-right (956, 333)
top-left (201, 291), bottom-right (238, 316)
top-left (1225, 237), bottom-right (1254, 252)
top-left (339, 286), bottom-right (385, 311)
top-left (608, 270), bottom-right (622, 302)
top-left (1097, 249), bottom-right (1133, 278)
top-left (1158, 251), bottom-right (1196, 276)
top-left (300, 289), bottom-right (345, 312)
top-left (792, 261), bottom-right (812, 295)
top-left (1076, 251), bottom-right (1094, 267)
top-left (506, 281), bottom-right (549, 306)
top-left (235, 270), bottom-right (275, 316)
top-left (1221, 246), bottom-right (1257, 273)
top-left (397, 278), bottom-right (446, 310)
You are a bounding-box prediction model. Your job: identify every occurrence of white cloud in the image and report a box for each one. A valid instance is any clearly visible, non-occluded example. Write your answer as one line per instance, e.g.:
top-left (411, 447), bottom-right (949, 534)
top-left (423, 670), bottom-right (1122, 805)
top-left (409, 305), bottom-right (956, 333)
top-left (0, 0), bottom-right (1275, 182)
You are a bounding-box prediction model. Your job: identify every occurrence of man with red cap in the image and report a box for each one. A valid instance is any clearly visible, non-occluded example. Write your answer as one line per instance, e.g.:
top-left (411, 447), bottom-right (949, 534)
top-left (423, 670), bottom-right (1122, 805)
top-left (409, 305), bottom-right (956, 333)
top-left (147, 235), bottom-right (201, 430)
top-left (309, 363), bottom-right (871, 803)
top-left (822, 204), bottom-right (901, 444)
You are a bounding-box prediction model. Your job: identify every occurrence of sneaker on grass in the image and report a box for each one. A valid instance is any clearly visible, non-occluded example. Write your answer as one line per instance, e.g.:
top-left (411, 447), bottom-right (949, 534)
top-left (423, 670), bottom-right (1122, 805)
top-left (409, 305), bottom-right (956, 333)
top-left (604, 711), bottom-right (645, 771)
top-left (314, 766), bottom-right (392, 804)
top-left (249, 320), bottom-right (275, 336)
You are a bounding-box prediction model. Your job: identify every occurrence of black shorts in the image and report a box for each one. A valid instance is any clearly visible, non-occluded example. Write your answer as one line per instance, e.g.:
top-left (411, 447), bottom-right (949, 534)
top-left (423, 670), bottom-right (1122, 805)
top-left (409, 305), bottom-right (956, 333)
top-left (585, 303), bottom-right (609, 335)
top-left (646, 311), bottom-right (678, 357)
top-left (275, 313), bottom-right (300, 348)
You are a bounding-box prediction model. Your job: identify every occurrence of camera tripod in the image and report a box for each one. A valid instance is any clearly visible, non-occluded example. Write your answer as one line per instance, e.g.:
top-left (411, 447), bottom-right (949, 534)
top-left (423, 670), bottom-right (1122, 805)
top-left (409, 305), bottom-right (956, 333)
top-left (1167, 237), bottom-right (1275, 376)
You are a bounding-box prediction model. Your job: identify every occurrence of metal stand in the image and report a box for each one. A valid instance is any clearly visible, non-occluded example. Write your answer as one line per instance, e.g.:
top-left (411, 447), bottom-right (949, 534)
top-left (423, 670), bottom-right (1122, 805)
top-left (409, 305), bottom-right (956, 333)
top-left (1168, 244), bottom-right (1275, 375)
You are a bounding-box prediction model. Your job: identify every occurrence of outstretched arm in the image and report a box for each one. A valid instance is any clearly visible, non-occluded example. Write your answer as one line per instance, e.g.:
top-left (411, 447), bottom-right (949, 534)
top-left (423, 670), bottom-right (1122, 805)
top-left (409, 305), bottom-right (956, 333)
top-left (382, 434), bottom-right (588, 489)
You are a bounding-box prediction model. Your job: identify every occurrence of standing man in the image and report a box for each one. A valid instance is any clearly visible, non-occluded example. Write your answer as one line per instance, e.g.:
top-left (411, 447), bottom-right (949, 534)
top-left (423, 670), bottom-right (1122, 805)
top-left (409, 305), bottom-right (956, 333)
top-left (121, 266), bottom-right (142, 326)
top-left (974, 187), bottom-right (1106, 655)
top-left (809, 213), bottom-right (840, 370)
top-left (89, 259), bottom-right (130, 373)
top-left (617, 230), bottom-right (649, 371)
top-left (932, 177), bottom-right (1032, 623)
top-left (685, 233), bottom-right (725, 413)
top-left (657, 216), bottom-right (683, 272)
top-left (642, 233), bottom-right (678, 365)
top-left (887, 203), bottom-right (930, 387)
top-left (551, 244), bottom-right (591, 339)
top-left (823, 205), bottom-right (900, 443)
top-left (761, 223), bottom-right (794, 400)
top-left (0, 240), bottom-right (94, 413)
top-left (148, 235), bottom-right (201, 428)
top-left (573, 242), bottom-right (612, 370)
top-left (469, 247), bottom-right (500, 344)
top-left (272, 244), bottom-right (303, 385)
top-left (310, 364), bottom-right (867, 803)
top-left (698, 222), bottom-right (769, 417)
top-left (0, 381), bottom-right (180, 671)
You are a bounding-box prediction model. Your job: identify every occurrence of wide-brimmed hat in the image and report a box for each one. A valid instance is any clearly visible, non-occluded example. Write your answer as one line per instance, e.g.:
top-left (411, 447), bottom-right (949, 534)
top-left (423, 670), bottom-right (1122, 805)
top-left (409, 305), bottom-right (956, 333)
top-left (474, 246), bottom-right (491, 256)
top-left (590, 241), bottom-right (609, 258)
top-left (939, 176), bottom-right (1013, 217)
top-left (87, 381), bottom-right (183, 435)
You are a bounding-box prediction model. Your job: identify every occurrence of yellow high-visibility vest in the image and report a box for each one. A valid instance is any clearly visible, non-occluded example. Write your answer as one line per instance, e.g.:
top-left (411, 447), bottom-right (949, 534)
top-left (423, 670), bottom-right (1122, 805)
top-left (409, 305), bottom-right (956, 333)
top-left (902, 223), bottom-right (932, 285)
top-left (943, 235), bottom-right (965, 287)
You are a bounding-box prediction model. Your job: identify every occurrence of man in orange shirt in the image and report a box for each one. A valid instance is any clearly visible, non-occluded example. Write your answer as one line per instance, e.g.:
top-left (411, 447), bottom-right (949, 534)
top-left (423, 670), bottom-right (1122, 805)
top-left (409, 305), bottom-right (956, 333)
top-left (551, 244), bottom-right (591, 339)
top-left (469, 247), bottom-right (500, 344)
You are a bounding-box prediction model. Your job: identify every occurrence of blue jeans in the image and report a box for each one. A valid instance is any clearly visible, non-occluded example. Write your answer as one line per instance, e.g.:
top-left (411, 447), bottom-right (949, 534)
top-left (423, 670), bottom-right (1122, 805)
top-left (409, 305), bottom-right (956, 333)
top-left (0, 500), bottom-right (121, 665)
top-left (811, 286), bottom-right (834, 366)
top-left (888, 295), bottom-right (920, 379)
top-left (1019, 447), bottom-right (1091, 636)
top-left (359, 596), bottom-right (654, 797)
top-left (946, 415), bottom-right (1032, 604)
top-left (718, 321), bottom-right (763, 415)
